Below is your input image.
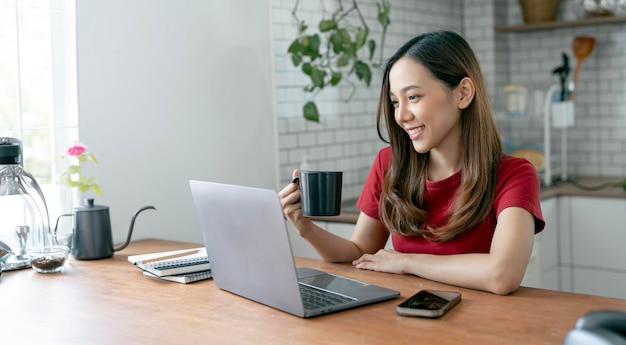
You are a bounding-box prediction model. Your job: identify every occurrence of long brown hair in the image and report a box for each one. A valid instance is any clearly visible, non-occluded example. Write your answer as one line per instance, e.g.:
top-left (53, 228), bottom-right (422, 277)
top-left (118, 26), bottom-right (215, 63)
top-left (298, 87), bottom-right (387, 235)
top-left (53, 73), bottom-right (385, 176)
top-left (376, 30), bottom-right (502, 242)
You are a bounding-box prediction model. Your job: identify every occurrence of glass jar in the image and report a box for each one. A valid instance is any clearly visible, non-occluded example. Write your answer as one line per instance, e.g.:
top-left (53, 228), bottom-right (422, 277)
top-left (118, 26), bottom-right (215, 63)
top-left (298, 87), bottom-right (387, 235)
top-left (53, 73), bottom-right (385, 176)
top-left (576, 0), bottom-right (616, 17)
top-left (0, 137), bottom-right (53, 271)
top-left (503, 84), bottom-right (529, 118)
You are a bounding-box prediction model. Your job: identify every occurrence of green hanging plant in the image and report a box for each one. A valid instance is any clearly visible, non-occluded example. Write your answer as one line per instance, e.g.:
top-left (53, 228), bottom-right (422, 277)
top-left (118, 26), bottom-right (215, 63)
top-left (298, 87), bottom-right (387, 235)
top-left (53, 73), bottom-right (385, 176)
top-left (287, 0), bottom-right (391, 122)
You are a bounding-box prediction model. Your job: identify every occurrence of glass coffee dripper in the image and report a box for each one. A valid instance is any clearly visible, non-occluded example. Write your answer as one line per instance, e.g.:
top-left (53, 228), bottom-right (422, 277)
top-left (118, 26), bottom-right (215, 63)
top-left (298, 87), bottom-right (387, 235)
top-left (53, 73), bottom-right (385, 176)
top-left (0, 137), bottom-right (54, 271)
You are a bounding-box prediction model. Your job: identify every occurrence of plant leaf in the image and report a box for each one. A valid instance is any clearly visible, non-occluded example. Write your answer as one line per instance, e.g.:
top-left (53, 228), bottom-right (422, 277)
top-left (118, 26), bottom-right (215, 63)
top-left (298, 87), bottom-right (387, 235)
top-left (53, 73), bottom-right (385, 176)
top-left (297, 20), bottom-right (308, 34)
top-left (310, 67), bottom-right (326, 88)
top-left (303, 34), bottom-right (321, 60)
top-left (337, 28), bottom-right (351, 44)
top-left (330, 72), bottom-right (342, 86)
top-left (337, 54), bottom-right (350, 68)
top-left (355, 28), bottom-right (368, 49)
top-left (355, 61), bottom-right (372, 86)
top-left (67, 165), bottom-right (81, 174)
top-left (318, 19), bottom-right (336, 32)
top-left (291, 53), bottom-right (302, 67)
top-left (368, 40), bottom-right (376, 60)
top-left (303, 102), bottom-right (319, 122)
top-left (288, 40), bottom-right (302, 54)
top-left (345, 42), bottom-right (357, 59)
top-left (377, 0), bottom-right (391, 26)
top-left (91, 184), bottom-right (103, 196)
top-left (330, 32), bottom-right (343, 54)
top-left (302, 62), bottom-right (312, 76)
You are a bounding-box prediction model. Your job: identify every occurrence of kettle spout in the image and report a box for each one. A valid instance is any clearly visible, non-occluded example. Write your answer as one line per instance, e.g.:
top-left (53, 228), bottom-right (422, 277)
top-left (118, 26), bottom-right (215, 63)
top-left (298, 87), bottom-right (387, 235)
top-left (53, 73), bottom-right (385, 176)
top-left (113, 205), bottom-right (156, 252)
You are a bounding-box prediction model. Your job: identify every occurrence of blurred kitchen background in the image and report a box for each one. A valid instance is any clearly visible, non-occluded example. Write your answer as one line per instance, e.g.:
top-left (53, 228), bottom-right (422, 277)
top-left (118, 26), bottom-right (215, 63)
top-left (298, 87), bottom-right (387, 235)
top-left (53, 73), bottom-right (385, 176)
top-left (274, 0), bottom-right (626, 200)
top-left (1, 0), bottom-right (624, 245)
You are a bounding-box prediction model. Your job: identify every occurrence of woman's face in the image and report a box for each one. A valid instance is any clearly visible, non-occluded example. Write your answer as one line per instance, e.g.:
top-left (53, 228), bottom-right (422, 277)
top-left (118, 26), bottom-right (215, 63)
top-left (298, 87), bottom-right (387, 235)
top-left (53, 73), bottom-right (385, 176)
top-left (389, 57), bottom-right (462, 155)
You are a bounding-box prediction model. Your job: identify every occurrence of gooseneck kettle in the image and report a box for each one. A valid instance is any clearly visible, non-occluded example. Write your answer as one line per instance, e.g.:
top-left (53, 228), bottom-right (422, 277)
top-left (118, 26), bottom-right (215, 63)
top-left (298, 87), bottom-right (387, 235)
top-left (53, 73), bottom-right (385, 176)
top-left (55, 199), bottom-right (155, 260)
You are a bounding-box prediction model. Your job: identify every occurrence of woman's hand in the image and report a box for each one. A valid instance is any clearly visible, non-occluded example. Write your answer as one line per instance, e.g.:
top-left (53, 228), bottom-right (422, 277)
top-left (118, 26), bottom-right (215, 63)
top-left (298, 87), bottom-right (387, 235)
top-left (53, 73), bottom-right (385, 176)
top-left (352, 249), bottom-right (408, 274)
top-left (279, 168), bottom-right (314, 236)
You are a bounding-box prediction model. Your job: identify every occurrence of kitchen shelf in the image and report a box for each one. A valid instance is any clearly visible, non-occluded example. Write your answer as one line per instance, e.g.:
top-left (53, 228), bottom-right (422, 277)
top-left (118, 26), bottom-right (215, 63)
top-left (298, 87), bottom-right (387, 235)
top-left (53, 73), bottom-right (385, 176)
top-left (495, 14), bottom-right (626, 32)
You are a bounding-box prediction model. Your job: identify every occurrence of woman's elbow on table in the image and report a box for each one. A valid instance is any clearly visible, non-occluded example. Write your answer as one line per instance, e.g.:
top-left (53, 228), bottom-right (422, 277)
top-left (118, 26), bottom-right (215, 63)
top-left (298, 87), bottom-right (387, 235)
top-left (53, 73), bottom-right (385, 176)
top-left (485, 267), bottom-right (525, 296)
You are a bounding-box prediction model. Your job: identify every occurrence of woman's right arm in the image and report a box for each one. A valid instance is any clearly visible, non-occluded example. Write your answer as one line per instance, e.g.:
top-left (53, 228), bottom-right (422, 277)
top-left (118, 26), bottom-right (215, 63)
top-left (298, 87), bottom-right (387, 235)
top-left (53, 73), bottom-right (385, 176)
top-left (279, 169), bottom-right (389, 262)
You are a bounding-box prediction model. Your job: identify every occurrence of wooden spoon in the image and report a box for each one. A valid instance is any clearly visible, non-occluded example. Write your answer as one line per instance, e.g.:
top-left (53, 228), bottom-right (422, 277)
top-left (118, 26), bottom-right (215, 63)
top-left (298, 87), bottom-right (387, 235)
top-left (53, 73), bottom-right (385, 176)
top-left (568, 36), bottom-right (596, 101)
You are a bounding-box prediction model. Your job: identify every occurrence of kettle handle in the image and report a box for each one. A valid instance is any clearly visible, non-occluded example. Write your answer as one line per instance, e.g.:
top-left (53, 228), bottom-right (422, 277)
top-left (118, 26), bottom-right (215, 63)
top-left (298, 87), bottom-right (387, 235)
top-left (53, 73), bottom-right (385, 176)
top-left (113, 205), bottom-right (156, 252)
top-left (53, 213), bottom-right (73, 235)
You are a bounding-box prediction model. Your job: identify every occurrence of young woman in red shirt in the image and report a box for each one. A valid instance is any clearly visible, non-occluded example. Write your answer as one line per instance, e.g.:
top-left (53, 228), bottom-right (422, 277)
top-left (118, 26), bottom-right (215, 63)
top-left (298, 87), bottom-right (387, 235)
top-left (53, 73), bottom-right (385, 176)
top-left (279, 30), bottom-right (544, 295)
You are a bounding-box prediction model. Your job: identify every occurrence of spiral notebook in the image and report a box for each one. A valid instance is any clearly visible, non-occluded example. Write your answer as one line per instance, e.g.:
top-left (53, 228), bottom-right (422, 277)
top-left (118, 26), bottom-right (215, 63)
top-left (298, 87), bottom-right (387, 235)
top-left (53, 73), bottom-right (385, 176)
top-left (129, 247), bottom-right (211, 277)
top-left (143, 269), bottom-right (212, 284)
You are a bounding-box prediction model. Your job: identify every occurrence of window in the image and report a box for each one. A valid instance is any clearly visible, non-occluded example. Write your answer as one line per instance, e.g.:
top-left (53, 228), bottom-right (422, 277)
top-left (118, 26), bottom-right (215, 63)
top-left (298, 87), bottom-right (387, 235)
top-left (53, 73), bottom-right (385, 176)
top-left (0, 0), bottom-right (77, 238)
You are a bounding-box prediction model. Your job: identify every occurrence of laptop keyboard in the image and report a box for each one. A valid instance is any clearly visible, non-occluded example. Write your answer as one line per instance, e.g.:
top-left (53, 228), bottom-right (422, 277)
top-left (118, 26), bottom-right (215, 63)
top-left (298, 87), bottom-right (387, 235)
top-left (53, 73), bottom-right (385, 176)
top-left (299, 284), bottom-right (355, 310)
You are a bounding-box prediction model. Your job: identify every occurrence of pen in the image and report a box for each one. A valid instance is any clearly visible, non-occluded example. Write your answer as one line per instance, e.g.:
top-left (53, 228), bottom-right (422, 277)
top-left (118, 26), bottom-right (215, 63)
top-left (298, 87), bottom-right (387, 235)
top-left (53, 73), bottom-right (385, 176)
top-left (137, 249), bottom-right (201, 265)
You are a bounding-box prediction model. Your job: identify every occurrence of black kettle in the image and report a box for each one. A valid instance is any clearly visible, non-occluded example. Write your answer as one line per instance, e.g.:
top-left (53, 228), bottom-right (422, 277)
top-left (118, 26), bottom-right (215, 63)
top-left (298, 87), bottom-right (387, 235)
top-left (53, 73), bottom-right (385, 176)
top-left (55, 199), bottom-right (155, 260)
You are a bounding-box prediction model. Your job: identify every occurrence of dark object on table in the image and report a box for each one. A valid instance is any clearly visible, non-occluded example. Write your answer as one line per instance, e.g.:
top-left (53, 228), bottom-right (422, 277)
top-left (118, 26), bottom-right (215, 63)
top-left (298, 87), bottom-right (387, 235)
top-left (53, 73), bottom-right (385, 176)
top-left (563, 309), bottom-right (626, 345)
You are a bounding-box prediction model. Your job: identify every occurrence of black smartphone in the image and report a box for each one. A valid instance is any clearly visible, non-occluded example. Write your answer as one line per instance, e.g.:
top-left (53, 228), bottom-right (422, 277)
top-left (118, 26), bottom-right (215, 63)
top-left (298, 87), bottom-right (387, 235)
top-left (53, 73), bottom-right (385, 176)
top-left (396, 290), bottom-right (462, 318)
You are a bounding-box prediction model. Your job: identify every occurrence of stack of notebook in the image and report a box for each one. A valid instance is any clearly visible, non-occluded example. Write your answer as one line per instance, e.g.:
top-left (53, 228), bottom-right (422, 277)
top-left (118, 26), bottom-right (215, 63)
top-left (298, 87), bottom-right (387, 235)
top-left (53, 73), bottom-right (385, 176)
top-left (127, 247), bottom-right (212, 284)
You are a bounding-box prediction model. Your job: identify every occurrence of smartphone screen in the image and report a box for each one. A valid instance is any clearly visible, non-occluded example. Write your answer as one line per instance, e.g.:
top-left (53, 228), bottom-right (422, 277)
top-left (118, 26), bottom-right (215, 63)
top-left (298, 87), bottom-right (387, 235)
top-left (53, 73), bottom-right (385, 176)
top-left (396, 290), bottom-right (461, 318)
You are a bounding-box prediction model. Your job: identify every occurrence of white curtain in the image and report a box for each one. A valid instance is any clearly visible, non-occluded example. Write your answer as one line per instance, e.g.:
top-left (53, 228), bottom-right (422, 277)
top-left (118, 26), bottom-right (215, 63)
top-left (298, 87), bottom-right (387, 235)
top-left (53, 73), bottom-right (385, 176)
top-left (0, 0), bottom-right (78, 231)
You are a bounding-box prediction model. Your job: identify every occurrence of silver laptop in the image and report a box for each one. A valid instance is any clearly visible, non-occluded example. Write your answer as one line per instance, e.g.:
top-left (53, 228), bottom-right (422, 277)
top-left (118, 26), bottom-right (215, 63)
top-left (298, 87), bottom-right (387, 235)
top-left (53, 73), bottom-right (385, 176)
top-left (189, 180), bottom-right (400, 318)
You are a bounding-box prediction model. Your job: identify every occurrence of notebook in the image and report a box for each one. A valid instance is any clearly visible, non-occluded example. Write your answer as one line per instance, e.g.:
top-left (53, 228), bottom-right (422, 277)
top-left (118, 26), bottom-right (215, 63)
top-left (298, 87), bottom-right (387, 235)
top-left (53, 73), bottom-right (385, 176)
top-left (131, 248), bottom-right (211, 277)
top-left (143, 270), bottom-right (212, 284)
top-left (189, 180), bottom-right (400, 318)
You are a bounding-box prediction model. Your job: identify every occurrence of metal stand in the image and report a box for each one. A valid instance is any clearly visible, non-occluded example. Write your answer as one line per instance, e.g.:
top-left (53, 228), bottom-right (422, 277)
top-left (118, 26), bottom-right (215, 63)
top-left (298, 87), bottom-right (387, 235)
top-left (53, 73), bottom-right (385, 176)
top-left (542, 84), bottom-right (575, 186)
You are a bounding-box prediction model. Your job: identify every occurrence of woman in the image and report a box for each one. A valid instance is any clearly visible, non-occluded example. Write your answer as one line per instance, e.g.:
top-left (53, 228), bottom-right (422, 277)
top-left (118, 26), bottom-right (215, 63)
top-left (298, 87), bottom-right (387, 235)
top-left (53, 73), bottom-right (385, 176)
top-left (279, 30), bottom-right (544, 295)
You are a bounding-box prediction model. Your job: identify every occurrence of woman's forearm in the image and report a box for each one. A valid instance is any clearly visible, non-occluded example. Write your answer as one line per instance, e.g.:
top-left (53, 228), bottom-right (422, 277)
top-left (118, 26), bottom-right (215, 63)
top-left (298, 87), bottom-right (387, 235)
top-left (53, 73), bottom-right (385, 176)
top-left (299, 223), bottom-right (363, 262)
top-left (400, 252), bottom-right (528, 295)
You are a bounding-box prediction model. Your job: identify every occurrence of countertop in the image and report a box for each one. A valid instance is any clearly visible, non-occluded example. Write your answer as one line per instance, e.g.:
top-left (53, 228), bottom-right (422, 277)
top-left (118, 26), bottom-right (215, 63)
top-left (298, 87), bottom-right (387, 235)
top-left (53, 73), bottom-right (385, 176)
top-left (313, 176), bottom-right (626, 224)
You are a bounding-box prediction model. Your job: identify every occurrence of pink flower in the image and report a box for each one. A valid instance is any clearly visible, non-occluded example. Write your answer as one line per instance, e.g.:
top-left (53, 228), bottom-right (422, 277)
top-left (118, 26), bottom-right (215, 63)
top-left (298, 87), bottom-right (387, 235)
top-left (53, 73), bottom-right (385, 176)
top-left (66, 142), bottom-right (88, 157)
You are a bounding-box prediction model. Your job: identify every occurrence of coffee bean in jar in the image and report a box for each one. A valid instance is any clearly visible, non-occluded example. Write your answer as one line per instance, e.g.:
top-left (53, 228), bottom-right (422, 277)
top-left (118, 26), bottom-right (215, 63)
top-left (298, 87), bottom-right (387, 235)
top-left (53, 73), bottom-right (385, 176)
top-left (28, 245), bottom-right (69, 273)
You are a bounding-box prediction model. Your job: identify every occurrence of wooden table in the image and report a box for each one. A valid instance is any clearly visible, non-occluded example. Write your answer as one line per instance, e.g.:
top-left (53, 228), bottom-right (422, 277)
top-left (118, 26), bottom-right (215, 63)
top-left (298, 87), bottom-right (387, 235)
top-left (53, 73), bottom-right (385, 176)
top-left (3, 238), bottom-right (626, 344)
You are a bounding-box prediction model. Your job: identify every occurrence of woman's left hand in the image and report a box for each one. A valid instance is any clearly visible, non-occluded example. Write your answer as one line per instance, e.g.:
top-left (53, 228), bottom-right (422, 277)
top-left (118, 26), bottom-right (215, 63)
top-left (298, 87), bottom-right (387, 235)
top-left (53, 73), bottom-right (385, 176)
top-left (352, 249), bottom-right (407, 274)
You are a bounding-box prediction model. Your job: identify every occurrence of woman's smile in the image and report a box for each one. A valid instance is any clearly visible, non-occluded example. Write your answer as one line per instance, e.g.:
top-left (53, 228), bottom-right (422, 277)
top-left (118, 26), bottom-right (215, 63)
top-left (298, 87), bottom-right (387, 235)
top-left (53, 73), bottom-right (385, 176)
top-left (406, 125), bottom-right (424, 140)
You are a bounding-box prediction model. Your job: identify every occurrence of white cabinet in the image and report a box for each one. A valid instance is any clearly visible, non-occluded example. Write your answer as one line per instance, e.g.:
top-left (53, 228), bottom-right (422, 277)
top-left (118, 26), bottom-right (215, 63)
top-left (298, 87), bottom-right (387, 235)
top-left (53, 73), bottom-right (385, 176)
top-left (539, 197), bottom-right (559, 290)
top-left (563, 196), bottom-right (626, 299)
top-left (569, 197), bottom-right (626, 270)
top-left (522, 198), bottom-right (559, 289)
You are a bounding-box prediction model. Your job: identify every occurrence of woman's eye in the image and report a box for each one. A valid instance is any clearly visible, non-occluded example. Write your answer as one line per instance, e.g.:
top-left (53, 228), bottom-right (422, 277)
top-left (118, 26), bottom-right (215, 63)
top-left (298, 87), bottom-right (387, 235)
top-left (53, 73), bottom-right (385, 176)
top-left (408, 94), bottom-right (420, 101)
top-left (390, 100), bottom-right (399, 107)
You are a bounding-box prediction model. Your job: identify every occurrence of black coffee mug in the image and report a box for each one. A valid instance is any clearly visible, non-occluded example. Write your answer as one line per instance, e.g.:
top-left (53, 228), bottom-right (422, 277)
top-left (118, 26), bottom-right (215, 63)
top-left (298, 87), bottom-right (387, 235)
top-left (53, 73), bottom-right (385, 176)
top-left (299, 171), bottom-right (343, 216)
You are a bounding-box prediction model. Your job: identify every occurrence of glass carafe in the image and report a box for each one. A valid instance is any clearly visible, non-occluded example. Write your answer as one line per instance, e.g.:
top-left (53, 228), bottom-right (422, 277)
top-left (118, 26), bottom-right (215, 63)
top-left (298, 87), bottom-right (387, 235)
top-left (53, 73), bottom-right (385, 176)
top-left (0, 137), bottom-right (52, 270)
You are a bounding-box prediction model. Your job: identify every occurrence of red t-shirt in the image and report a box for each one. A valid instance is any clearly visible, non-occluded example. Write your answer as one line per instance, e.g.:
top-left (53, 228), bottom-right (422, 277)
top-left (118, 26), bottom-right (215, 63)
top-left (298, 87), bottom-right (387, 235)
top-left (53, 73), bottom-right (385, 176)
top-left (356, 146), bottom-right (545, 255)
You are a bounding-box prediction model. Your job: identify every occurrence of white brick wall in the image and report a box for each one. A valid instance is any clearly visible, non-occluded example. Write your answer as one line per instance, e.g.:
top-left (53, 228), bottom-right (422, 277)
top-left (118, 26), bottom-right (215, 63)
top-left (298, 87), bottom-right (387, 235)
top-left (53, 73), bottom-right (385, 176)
top-left (272, 0), bottom-right (462, 199)
top-left (272, 0), bottom-right (626, 200)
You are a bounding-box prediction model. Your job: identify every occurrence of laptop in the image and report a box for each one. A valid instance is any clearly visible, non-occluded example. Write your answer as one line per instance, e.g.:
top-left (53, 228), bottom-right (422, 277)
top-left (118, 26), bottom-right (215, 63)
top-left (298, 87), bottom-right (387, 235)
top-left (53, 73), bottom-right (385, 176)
top-left (189, 180), bottom-right (400, 318)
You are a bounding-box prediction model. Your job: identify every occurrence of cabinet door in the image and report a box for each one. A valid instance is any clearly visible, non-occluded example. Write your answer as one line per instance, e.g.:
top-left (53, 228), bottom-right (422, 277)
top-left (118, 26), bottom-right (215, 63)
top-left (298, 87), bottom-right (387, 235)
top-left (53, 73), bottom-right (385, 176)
top-left (570, 197), bottom-right (626, 271)
top-left (539, 198), bottom-right (558, 272)
top-left (572, 267), bottom-right (626, 299)
top-left (521, 238), bottom-right (542, 288)
top-left (524, 198), bottom-right (559, 289)
top-left (540, 198), bottom-right (560, 290)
